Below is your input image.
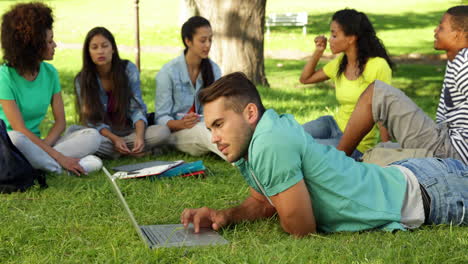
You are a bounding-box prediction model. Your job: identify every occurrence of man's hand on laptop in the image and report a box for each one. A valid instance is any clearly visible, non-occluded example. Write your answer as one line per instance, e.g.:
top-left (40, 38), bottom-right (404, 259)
top-left (181, 207), bottom-right (229, 233)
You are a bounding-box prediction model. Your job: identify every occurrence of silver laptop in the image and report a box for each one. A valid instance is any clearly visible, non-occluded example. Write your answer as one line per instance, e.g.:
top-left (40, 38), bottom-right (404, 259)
top-left (102, 167), bottom-right (229, 248)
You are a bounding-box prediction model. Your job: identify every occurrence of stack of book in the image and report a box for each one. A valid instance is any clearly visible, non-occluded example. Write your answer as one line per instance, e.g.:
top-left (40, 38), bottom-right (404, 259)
top-left (158, 160), bottom-right (206, 178)
top-left (111, 160), bottom-right (207, 180)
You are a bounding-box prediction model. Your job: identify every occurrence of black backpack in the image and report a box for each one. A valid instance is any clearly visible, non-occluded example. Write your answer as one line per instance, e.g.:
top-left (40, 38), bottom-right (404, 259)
top-left (0, 119), bottom-right (47, 193)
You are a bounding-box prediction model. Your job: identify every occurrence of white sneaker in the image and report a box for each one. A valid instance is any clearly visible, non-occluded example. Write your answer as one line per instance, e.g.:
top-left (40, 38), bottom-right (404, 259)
top-left (79, 155), bottom-right (103, 173)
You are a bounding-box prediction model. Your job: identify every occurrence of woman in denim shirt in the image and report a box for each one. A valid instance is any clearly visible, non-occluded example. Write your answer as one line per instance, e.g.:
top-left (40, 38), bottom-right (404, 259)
top-left (75, 27), bottom-right (170, 159)
top-left (155, 16), bottom-right (225, 159)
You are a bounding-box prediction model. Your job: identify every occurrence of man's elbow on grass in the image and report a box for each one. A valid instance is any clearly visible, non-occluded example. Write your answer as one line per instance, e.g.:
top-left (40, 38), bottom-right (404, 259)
top-left (299, 77), bottom-right (307, 84)
top-left (279, 217), bottom-right (317, 237)
top-left (270, 180), bottom-right (317, 237)
top-left (299, 76), bottom-right (314, 85)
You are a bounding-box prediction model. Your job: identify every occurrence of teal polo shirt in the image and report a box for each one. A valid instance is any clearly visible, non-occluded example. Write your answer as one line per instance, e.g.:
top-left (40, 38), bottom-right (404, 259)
top-left (0, 62), bottom-right (61, 137)
top-left (235, 109), bottom-right (407, 232)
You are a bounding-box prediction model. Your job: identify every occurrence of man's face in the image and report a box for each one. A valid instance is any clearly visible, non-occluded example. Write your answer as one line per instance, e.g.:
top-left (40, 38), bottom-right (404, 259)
top-left (434, 13), bottom-right (459, 51)
top-left (203, 97), bottom-right (255, 163)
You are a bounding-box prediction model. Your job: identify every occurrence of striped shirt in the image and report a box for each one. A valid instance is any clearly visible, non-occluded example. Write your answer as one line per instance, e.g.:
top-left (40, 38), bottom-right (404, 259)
top-left (436, 48), bottom-right (468, 163)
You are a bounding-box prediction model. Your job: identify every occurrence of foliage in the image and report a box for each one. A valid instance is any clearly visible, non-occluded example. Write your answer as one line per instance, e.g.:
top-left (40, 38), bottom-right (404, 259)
top-left (0, 1), bottom-right (467, 263)
top-left (0, 0), bottom-right (462, 56)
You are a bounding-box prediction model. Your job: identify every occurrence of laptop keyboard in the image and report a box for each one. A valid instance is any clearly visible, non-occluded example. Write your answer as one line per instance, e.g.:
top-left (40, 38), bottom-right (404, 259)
top-left (141, 225), bottom-right (187, 245)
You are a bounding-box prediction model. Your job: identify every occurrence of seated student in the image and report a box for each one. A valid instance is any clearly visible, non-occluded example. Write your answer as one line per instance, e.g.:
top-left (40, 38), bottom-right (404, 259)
top-left (299, 9), bottom-right (393, 159)
top-left (337, 6), bottom-right (468, 164)
top-left (180, 72), bottom-right (467, 236)
top-left (155, 16), bottom-right (225, 159)
top-left (75, 27), bottom-right (170, 159)
top-left (0, 2), bottom-right (101, 176)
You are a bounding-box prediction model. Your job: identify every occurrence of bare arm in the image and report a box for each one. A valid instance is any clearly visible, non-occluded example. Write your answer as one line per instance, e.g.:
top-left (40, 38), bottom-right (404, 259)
top-left (181, 180), bottom-right (316, 237)
top-left (131, 119), bottom-right (146, 153)
top-left (377, 122), bottom-right (391, 142)
top-left (99, 127), bottom-right (131, 154)
top-left (218, 187), bottom-right (277, 224)
top-left (299, 35), bottom-right (330, 84)
top-left (270, 179), bottom-right (316, 237)
top-left (181, 187), bottom-right (276, 233)
top-left (0, 98), bottom-right (85, 175)
top-left (43, 92), bottom-right (66, 146)
top-left (166, 113), bottom-right (200, 132)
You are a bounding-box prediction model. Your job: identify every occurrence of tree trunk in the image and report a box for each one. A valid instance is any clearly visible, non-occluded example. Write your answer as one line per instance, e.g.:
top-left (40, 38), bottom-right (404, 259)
top-left (193, 0), bottom-right (269, 86)
top-left (179, 0), bottom-right (199, 26)
top-left (134, 0), bottom-right (141, 70)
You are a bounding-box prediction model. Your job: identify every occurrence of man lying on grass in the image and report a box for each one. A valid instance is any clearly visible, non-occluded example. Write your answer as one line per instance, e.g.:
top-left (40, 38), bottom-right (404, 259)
top-left (337, 5), bottom-right (468, 164)
top-left (180, 72), bottom-right (468, 237)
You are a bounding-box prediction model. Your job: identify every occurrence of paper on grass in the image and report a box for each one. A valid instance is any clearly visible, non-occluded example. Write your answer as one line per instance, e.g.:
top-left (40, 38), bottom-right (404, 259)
top-left (113, 160), bottom-right (184, 179)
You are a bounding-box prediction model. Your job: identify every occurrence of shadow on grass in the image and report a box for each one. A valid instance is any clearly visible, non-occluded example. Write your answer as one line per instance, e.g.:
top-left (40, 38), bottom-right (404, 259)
top-left (52, 58), bottom-right (445, 127)
top-left (269, 11), bottom-right (444, 35)
top-left (263, 58), bottom-right (445, 118)
top-left (54, 63), bottom-right (336, 128)
top-left (259, 85), bottom-right (337, 115)
top-left (392, 63), bottom-right (445, 115)
top-left (262, 58), bottom-right (338, 119)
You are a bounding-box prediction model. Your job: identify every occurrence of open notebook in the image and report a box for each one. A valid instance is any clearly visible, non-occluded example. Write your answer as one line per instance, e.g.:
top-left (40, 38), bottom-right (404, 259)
top-left (112, 160), bottom-right (184, 179)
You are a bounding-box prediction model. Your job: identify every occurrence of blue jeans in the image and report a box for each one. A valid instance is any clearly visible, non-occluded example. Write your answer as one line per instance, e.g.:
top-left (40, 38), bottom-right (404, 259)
top-left (391, 158), bottom-right (468, 226)
top-left (302, 115), bottom-right (362, 160)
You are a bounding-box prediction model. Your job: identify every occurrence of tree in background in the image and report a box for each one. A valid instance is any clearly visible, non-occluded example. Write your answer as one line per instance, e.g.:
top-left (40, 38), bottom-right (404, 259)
top-left (179, 0), bottom-right (199, 26)
top-left (188, 0), bottom-right (269, 86)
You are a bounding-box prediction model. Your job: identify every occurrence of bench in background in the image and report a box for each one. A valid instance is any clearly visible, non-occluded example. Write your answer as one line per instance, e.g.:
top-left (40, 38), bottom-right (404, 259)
top-left (266, 12), bottom-right (308, 36)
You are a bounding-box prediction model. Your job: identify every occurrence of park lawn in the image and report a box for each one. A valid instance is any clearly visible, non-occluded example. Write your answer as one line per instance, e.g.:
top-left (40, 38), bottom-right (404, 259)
top-left (0, 0), bottom-right (467, 263)
top-left (0, 0), bottom-right (462, 56)
top-left (1, 49), bottom-right (467, 263)
top-left (265, 0), bottom-right (461, 55)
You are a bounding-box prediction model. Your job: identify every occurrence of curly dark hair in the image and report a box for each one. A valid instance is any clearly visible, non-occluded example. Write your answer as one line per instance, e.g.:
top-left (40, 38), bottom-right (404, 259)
top-left (332, 9), bottom-right (394, 79)
top-left (1, 2), bottom-right (54, 75)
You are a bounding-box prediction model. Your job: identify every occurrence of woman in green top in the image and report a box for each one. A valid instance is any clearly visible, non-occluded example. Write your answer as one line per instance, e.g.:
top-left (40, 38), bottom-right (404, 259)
top-left (0, 2), bottom-right (102, 176)
top-left (299, 9), bottom-right (394, 159)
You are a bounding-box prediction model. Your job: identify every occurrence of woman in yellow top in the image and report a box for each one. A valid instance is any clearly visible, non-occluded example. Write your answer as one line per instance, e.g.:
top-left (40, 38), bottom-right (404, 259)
top-left (299, 9), bottom-right (394, 159)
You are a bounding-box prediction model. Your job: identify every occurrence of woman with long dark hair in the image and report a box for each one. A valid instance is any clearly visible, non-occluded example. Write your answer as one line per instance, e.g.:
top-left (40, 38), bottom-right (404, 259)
top-left (0, 2), bottom-right (102, 176)
top-left (155, 16), bottom-right (224, 158)
top-left (75, 27), bottom-right (170, 159)
top-left (299, 9), bottom-right (394, 159)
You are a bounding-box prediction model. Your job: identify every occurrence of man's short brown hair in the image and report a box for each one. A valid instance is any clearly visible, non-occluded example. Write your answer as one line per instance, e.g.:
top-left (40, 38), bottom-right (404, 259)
top-left (447, 5), bottom-right (468, 39)
top-left (198, 72), bottom-right (266, 114)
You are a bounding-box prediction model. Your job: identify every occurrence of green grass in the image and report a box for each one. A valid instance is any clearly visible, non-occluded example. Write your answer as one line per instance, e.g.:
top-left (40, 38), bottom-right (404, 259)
top-left (3, 163), bottom-right (467, 263)
top-left (265, 0), bottom-right (463, 55)
top-left (0, 0), bottom-right (464, 56)
top-left (2, 54), bottom-right (468, 263)
top-left (1, 0), bottom-right (468, 263)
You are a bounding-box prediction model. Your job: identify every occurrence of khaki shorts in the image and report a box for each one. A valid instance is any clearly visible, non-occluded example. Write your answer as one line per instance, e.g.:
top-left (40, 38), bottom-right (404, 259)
top-left (372, 80), bottom-right (462, 160)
